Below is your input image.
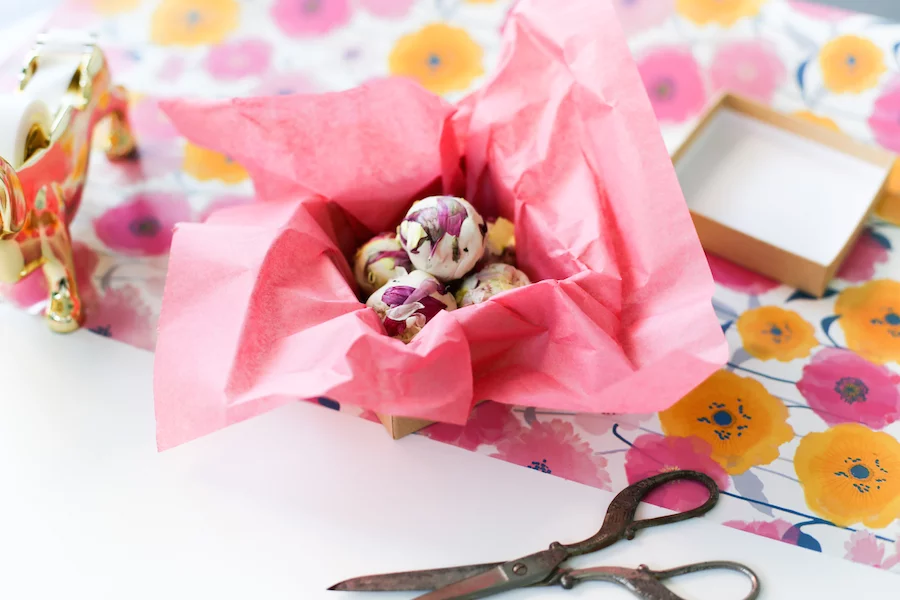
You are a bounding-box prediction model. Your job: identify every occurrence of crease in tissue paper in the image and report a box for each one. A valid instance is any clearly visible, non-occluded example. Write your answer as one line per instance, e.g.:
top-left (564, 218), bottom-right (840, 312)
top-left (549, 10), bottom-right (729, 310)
top-left (153, 0), bottom-right (728, 450)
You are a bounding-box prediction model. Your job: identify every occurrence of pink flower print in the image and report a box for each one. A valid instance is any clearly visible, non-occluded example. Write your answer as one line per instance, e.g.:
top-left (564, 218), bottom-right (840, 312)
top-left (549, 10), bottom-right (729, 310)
top-left (359, 0), bottom-right (415, 18)
top-left (624, 434), bottom-right (729, 511)
top-left (574, 412), bottom-right (651, 436)
top-left (423, 402), bottom-right (523, 451)
top-left (204, 39), bottom-right (272, 80)
top-left (129, 97), bottom-right (180, 143)
top-left (796, 348), bottom-right (900, 430)
top-left (85, 285), bottom-right (156, 351)
top-left (1, 271), bottom-right (47, 310)
top-left (48, 0), bottom-right (98, 28)
top-left (724, 519), bottom-right (801, 545)
top-left (492, 420), bottom-right (612, 490)
top-left (143, 274), bottom-right (170, 299)
top-left (156, 54), bottom-right (187, 83)
top-left (788, 1), bottom-right (852, 21)
top-left (1, 242), bottom-right (99, 310)
top-left (613, 0), bottom-right (673, 35)
top-left (705, 252), bottom-right (779, 295)
top-left (253, 71), bottom-right (319, 96)
top-left (710, 41), bottom-right (786, 103)
top-left (93, 192), bottom-right (192, 256)
top-left (271, 0), bottom-right (352, 37)
top-left (198, 194), bottom-right (254, 222)
top-left (869, 79), bottom-right (900, 153)
top-left (844, 531), bottom-right (900, 570)
top-left (837, 230), bottom-right (890, 283)
top-left (74, 242), bottom-right (101, 308)
top-left (637, 48), bottom-right (706, 123)
top-left (104, 47), bottom-right (140, 76)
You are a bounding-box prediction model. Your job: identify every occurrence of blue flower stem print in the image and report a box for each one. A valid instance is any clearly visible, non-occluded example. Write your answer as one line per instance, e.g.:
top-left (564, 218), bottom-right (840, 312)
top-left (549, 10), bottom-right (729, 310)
top-left (785, 288), bottom-right (837, 302)
top-left (752, 465), bottom-right (800, 484)
top-left (868, 229), bottom-right (893, 248)
top-left (99, 264), bottom-right (120, 291)
top-left (726, 362), bottom-right (797, 384)
top-left (796, 57), bottom-right (817, 106)
top-left (611, 425), bottom-right (896, 544)
top-left (793, 519), bottom-right (825, 527)
top-left (779, 399), bottom-right (877, 429)
top-left (821, 315), bottom-right (843, 348)
top-left (594, 448), bottom-right (629, 456)
top-left (435, 0), bottom-right (461, 21)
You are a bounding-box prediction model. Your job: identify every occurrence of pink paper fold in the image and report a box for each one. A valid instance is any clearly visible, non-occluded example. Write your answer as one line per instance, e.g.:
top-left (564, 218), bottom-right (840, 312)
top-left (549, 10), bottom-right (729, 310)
top-left (154, 0), bottom-right (727, 450)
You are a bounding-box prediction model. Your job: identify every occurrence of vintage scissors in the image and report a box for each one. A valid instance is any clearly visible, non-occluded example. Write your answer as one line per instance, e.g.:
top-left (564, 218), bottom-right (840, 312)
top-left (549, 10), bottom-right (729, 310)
top-left (330, 470), bottom-right (760, 600)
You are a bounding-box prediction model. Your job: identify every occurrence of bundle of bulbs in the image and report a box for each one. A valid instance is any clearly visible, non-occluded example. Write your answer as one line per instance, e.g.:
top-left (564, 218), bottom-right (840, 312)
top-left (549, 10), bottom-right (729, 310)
top-left (354, 196), bottom-right (530, 343)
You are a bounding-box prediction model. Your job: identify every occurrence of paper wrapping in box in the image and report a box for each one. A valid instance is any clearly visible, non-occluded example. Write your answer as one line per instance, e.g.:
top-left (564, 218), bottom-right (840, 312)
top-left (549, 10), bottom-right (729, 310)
top-left (153, 0), bottom-right (727, 450)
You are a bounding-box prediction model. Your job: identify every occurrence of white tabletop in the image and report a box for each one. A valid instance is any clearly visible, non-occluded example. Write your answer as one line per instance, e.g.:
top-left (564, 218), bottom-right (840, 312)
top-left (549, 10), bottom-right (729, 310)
top-left (0, 304), bottom-right (895, 599)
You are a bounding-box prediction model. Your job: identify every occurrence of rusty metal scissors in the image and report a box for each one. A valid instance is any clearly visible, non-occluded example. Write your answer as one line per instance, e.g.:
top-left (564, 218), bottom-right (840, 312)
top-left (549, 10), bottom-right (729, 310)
top-left (330, 470), bottom-right (760, 600)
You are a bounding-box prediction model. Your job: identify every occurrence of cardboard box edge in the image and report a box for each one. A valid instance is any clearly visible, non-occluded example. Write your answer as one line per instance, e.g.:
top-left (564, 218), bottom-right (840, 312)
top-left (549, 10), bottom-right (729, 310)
top-left (675, 92), bottom-right (893, 297)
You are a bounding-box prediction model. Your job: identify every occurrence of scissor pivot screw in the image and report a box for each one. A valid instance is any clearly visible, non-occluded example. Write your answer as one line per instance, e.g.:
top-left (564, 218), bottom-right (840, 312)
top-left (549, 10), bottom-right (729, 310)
top-left (512, 563), bottom-right (528, 576)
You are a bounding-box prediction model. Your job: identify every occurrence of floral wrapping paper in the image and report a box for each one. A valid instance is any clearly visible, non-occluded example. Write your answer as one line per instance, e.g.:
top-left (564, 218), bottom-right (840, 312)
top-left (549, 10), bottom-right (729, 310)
top-left (2, 0), bottom-right (899, 571)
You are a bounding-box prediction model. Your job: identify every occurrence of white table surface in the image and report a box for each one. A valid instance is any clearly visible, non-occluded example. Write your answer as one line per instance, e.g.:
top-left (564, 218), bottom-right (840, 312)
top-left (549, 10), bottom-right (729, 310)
top-left (0, 304), bottom-right (895, 599)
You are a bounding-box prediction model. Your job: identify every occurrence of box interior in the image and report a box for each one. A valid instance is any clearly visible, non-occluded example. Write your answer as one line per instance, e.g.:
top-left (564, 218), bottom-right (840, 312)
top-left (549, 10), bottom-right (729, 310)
top-left (675, 106), bottom-right (889, 267)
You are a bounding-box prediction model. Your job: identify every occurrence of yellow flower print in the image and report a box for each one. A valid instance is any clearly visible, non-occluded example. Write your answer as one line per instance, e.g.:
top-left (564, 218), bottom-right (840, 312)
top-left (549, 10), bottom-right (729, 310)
top-left (879, 196), bottom-right (900, 226)
top-left (92, 0), bottom-right (141, 15)
top-left (676, 0), bottom-right (764, 27)
top-left (659, 370), bottom-right (794, 475)
top-left (182, 142), bottom-right (248, 183)
top-left (877, 161), bottom-right (900, 225)
top-left (835, 280), bottom-right (900, 364)
top-left (151, 0), bottom-right (239, 47)
top-left (737, 306), bottom-right (818, 362)
top-left (795, 423), bottom-right (900, 528)
top-left (819, 35), bottom-right (886, 94)
top-left (884, 160), bottom-right (900, 197)
top-left (389, 24), bottom-right (484, 95)
top-left (792, 110), bottom-right (840, 133)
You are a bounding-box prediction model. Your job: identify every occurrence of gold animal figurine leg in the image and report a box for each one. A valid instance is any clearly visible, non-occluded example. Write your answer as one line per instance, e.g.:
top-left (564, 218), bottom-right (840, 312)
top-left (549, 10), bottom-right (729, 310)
top-left (33, 185), bottom-right (83, 333)
top-left (101, 84), bottom-right (136, 161)
top-left (40, 225), bottom-right (82, 333)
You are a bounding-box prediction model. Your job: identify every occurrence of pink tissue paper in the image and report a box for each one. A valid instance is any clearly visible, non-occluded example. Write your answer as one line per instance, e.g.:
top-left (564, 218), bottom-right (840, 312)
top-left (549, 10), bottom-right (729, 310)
top-left (153, 0), bottom-right (728, 450)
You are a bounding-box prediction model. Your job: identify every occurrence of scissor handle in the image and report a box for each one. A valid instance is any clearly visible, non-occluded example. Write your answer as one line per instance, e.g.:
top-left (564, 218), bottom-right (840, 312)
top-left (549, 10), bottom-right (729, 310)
top-left (558, 470), bottom-right (720, 557)
top-left (558, 561), bottom-right (760, 600)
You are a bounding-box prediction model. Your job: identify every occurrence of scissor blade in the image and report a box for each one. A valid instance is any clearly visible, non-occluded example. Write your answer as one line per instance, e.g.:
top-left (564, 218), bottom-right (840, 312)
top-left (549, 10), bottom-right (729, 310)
top-left (413, 547), bottom-right (568, 600)
top-left (413, 566), bottom-right (518, 600)
top-left (328, 563), bottom-right (501, 592)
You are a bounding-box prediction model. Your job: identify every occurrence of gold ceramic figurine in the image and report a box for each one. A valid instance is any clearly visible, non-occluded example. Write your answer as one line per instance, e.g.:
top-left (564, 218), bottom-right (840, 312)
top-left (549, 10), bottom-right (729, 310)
top-left (0, 31), bottom-right (135, 332)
